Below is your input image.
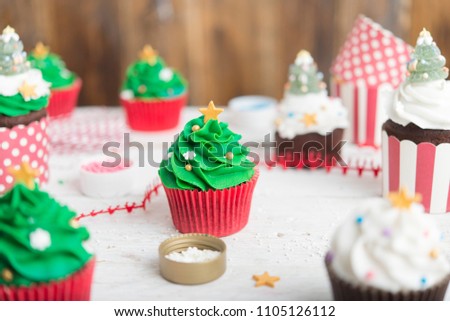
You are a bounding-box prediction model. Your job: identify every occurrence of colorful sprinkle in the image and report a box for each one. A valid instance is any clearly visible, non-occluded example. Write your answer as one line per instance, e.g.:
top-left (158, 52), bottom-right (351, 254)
top-left (423, 230), bottom-right (429, 238)
top-left (191, 124), bottom-right (201, 132)
top-left (420, 277), bottom-right (427, 286)
top-left (325, 251), bottom-right (334, 264)
top-left (365, 271), bottom-right (375, 281)
top-left (429, 248), bottom-right (439, 259)
top-left (185, 164), bottom-right (192, 171)
top-left (287, 112), bottom-right (295, 118)
top-left (1, 268), bottom-right (13, 282)
top-left (355, 216), bottom-right (364, 224)
top-left (382, 228), bottom-right (391, 237)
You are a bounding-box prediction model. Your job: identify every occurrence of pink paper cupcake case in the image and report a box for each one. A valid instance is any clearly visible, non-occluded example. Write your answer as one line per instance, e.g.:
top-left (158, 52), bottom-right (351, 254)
top-left (0, 117), bottom-right (49, 193)
top-left (48, 78), bottom-right (82, 118)
top-left (0, 259), bottom-right (95, 301)
top-left (121, 94), bottom-right (187, 131)
top-left (382, 132), bottom-right (450, 214)
top-left (163, 170), bottom-right (259, 237)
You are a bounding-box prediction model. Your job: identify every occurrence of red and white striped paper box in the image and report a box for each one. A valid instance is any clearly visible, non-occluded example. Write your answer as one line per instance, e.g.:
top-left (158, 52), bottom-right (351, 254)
top-left (331, 15), bottom-right (412, 147)
top-left (382, 131), bottom-right (450, 214)
top-left (0, 117), bottom-right (49, 193)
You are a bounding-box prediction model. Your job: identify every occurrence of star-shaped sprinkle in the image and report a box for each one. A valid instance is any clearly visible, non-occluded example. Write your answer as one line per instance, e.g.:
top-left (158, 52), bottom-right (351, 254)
top-left (29, 228), bottom-right (51, 251)
top-left (139, 45), bottom-right (158, 65)
top-left (355, 216), bottom-right (364, 224)
top-left (199, 101), bottom-right (224, 124)
top-left (300, 113), bottom-right (317, 127)
top-left (18, 81), bottom-right (38, 101)
top-left (3, 25), bottom-right (15, 34)
top-left (8, 162), bottom-right (40, 189)
top-left (388, 187), bottom-right (422, 210)
top-left (2, 25), bottom-right (19, 42)
top-left (419, 28), bottom-right (431, 38)
top-left (33, 42), bottom-right (49, 59)
top-left (252, 272), bottom-right (280, 288)
top-left (1, 268), bottom-right (13, 282)
top-left (429, 248), bottom-right (439, 259)
top-left (183, 150), bottom-right (196, 160)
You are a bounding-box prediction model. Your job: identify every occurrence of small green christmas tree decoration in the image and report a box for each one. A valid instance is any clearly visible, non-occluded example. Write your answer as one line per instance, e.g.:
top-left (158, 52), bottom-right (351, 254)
top-left (407, 28), bottom-right (449, 83)
top-left (0, 26), bottom-right (30, 76)
top-left (287, 50), bottom-right (326, 95)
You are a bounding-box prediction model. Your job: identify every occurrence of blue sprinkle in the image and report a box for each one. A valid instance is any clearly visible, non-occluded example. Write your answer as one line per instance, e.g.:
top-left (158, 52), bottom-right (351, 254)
top-left (355, 216), bottom-right (364, 225)
top-left (420, 277), bottom-right (427, 286)
top-left (287, 112), bottom-right (295, 118)
top-left (440, 233), bottom-right (445, 241)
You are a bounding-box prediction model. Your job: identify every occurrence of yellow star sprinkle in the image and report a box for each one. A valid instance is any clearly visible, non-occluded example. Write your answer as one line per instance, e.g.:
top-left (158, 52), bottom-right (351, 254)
top-left (139, 45), bottom-right (158, 66)
top-left (18, 81), bottom-right (37, 101)
top-left (199, 101), bottom-right (224, 124)
top-left (8, 162), bottom-right (40, 189)
top-left (300, 113), bottom-right (317, 127)
top-left (252, 272), bottom-right (280, 288)
top-left (33, 42), bottom-right (49, 59)
top-left (388, 187), bottom-right (422, 210)
top-left (2, 25), bottom-right (15, 35)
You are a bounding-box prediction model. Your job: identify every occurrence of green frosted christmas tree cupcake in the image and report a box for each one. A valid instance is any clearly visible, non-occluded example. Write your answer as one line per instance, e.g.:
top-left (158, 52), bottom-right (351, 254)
top-left (0, 162), bottom-right (95, 300)
top-left (120, 45), bottom-right (188, 131)
top-left (159, 101), bottom-right (258, 237)
top-left (28, 42), bottom-right (82, 118)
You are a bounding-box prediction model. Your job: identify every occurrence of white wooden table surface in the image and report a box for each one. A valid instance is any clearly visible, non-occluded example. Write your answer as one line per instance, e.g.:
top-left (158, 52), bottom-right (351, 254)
top-left (46, 107), bottom-right (450, 300)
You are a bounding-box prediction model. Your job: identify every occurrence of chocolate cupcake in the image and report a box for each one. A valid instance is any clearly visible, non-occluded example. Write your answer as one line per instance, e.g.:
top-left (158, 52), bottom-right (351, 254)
top-left (326, 188), bottom-right (450, 300)
top-left (275, 50), bottom-right (347, 168)
top-left (382, 29), bottom-right (450, 213)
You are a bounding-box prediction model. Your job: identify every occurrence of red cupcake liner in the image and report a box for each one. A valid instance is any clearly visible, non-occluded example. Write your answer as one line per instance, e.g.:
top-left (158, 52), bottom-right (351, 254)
top-left (121, 94), bottom-right (187, 131)
top-left (0, 117), bottom-right (49, 193)
top-left (0, 259), bottom-right (95, 301)
top-left (163, 170), bottom-right (259, 237)
top-left (48, 78), bottom-right (82, 118)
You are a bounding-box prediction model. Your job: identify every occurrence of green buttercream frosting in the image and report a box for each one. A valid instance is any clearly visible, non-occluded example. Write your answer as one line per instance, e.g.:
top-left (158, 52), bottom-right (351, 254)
top-left (122, 55), bottom-right (187, 99)
top-left (159, 116), bottom-right (255, 191)
top-left (0, 93), bottom-right (48, 117)
top-left (0, 184), bottom-right (93, 286)
top-left (28, 51), bottom-right (76, 89)
top-left (407, 29), bottom-right (449, 83)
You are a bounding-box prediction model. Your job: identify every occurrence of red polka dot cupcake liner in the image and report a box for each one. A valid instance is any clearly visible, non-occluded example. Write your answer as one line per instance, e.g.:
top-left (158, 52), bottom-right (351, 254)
top-left (163, 170), bottom-right (259, 237)
top-left (121, 94), bottom-right (187, 131)
top-left (48, 78), bottom-right (82, 118)
top-left (0, 117), bottom-right (49, 193)
top-left (0, 259), bottom-right (95, 301)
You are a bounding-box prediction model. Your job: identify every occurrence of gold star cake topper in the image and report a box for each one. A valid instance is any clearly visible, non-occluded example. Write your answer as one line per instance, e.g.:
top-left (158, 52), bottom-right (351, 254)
top-left (388, 187), bottom-right (422, 210)
top-left (18, 81), bottom-right (37, 101)
top-left (199, 101), bottom-right (224, 124)
top-left (252, 272), bottom-right (280, 288)
top-left (33, 42), bottom-right (49, 59)
top-left (139, 45), bottom-right (158, 66)
top-left (8, 162), bottom-right (40, 189)
top-left (300, 113), bottom-right (317, 128)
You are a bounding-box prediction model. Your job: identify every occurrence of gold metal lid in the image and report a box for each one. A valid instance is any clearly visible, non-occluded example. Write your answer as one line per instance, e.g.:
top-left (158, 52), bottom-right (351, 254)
top-left (159, 234), bottom-right (226, 285)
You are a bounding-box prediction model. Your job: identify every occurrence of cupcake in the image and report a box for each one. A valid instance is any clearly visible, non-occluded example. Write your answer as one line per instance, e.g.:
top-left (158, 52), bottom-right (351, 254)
top-left (28, 42), bottom-right (81, 118)
top-left (0, 162), bottom-right (95, 300)
top-left (331, 15), bottom-right (411, 147)
top-left (120, 45), bottom-right (188, 131)
top-left (382, 29), bottom-right (450, 214)
top-left (326, 188), bottom-right (450, 300)
top-left (159, 101), bottom-right (258, 237)
top-left (275, 50), bottom-right (348, 168)
top-left (0, 26), bottom-right (50, 193)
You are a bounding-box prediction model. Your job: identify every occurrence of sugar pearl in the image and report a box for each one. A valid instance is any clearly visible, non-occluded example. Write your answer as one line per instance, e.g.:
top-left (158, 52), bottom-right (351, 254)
top-left (226, 152), bottom-right (234, 160)
top-left (185, 164), bottom-right (192, 171)
top-left (192, 125), bottom-right (200, 132)
top-left (1, 268), bottom-right (13, 282)
top-left (138, 85), bottom-right (147, 93)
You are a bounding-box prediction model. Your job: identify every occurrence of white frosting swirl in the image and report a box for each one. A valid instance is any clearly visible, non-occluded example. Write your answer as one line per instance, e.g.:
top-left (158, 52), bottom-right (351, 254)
top-left (330, 199), bottom-right (450, 292)
top-left (387, 79), bottom-right (450, 130)
top-left (276, 91), bottom-right (348, 139)
top-left (0, 69), bottom-right (50, 99)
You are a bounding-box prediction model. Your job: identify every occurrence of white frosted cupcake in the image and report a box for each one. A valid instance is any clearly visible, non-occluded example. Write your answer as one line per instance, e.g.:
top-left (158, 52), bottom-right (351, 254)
top-left (325, 188), bottom-right (450, 300)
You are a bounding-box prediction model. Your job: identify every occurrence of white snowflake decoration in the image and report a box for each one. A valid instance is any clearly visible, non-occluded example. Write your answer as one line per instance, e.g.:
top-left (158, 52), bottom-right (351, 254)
top-left (159, 68), bottom-right (173, 82)
top-left (183, 150), bottom-right (196, 160)
top-left (29, 228), bottom-right (51, 251)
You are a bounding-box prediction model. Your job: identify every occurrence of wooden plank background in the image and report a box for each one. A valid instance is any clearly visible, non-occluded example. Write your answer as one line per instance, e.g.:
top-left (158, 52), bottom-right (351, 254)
top-left (0, 0), bottom-right (447, 106)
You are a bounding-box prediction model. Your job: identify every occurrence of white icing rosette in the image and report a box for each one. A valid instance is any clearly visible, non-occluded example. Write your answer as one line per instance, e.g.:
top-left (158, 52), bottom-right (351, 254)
top-left (387, 79), bottom-right (450, 130)
top-left (328, 195), bottom-right (450, 292)
top-left (276, 91), bottom-right (348, 139)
